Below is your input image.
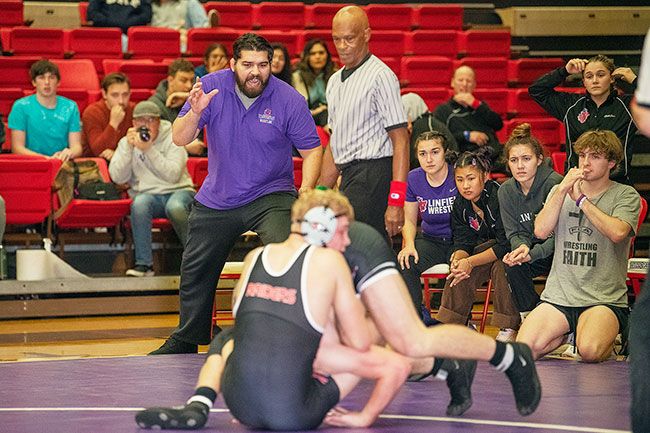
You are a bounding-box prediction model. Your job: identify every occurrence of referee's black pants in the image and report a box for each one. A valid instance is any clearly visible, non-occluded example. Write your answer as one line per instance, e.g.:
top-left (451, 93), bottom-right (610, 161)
top-left (338, 157), bottom-right (392, 239)
top-left (172, 191), bottom-right (296, 345)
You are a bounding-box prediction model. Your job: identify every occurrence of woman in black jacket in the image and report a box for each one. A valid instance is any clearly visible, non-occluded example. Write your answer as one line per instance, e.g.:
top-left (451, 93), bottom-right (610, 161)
top-left (435, 147), bottom-right (520, 341)
top-left (528, 55), bottom-right (637, 183)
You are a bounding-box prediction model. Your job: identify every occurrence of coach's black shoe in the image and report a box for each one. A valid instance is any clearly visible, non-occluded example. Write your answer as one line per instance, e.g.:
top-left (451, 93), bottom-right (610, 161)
top-left (504, 343), bottom-right (541, 416)
top-left (442, 358), bottom-right (477, 416)
top-left (148, 336), bottom-right (198, 355)
top-left (136, 402), bottom-right (208, 430)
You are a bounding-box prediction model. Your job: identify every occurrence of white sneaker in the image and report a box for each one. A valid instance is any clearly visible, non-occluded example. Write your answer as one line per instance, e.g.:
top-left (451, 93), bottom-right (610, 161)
top-left (496, 328), bottom-right (518, 342)
top-left (126, 265), bottom-right (154, 277)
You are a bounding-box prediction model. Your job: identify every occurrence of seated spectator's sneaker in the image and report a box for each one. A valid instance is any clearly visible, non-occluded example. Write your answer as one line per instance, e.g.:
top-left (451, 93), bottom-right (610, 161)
top-left (208, 9), bottom-right (220, 28)
top-left (149, 335), bottom-right (198, 355)
top-left (135, 401), bottom-right (208, 430)
top-left (504, 343), bottom-right (541, 416)
top-left (126, 265), bottom-right (154, 277)
top-left (496, 328), bottom-right (518, 343)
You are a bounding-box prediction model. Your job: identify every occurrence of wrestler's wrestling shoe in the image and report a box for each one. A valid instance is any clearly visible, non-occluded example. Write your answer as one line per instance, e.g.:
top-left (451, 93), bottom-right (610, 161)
top-left (441, 358), bottom-right (477, 416)
top-left (136, 402), bottom-right (208, 430)
top-left (504, 343), bottom-right (541, 416)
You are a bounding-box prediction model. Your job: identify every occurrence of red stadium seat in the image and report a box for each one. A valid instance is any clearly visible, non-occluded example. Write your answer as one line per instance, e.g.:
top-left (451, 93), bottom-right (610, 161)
top-left (369, 30), bottom-right (405, 59)
top-left (292, 156), bottom-right (302, 189)
top-left (507, 88), bottom-right (550, 118)
top-left (474, 88), bottom-right (509, 119)
top-left (508, 58), bottom-right (565, 87)
top-left (380, 57), bottom-right (401, 80)
top-left (0, 0), bottom-right (24, 27)
top-left (256, 30), bottom-right (300, 57)
top-left (550, 151), bottom-right (566, 175)
top-left (0, 56), bottom-right (41, 90)
top-left (66, 28), bottom-right (123, 73)
top-left (304, 4), bottom-right (341, 29)
top-left (404, 30), bottom-right (459, 58)
top-left (118, 61), bottom-right (168, 89)
top-left (455, 57), bottom-right (508, 88)
top-left (78, 1), bottom-right (89, 26)
top-left (365, 4), bottom-right (413, 31)
top-left (501, 118), bottom-right (565, 152)
top-left (186, 157), bottom-right (208, 189)
top-left (459, 30), bottom-right (511, 58)
top-left (129, 88), bottom-right (155, 103)
top-left (412, 5), bottom-right (463, 30)
top-left (204, 2), bottom-right (253, 29)
top-left (101, 58), bottom-right (154, 75)
top-left (2, 122), bottom-right (10, 153)
top-left (253, 2), bottom-right (305, 30)
top-left (52, 59), bottom-right (100, 92)
top-left (186, 28), bottom-right (239, 58)
top-left (400, 87), bottom-right (450, 112)
top-left (400, 56), bottom-right (453, 88)
top-left (127, 26), bottom-right (180, 61)
top-left (0, 88), bottom-right (23, 117)
top-left (9, 27), bottom-right (66, 58)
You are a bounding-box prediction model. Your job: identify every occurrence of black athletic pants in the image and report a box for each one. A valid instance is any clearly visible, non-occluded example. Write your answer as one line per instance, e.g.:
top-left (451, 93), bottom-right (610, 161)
top-left (503, 255), bottom-right (554, 313)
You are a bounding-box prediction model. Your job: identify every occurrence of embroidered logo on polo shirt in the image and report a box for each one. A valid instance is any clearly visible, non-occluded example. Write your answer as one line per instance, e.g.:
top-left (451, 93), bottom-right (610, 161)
top-left (258, 108), bottom-right (275, 124)
top-left (577, 108), bottom-right (590, 124)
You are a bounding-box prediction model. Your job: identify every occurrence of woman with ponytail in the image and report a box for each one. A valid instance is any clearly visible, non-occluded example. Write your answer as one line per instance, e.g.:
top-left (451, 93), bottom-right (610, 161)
top-left (498, 123), bottom-right (563, 320)
top-left (435, 146), bottom-right (521, 341)
top-left (397, 131), bottom-right (457, 319)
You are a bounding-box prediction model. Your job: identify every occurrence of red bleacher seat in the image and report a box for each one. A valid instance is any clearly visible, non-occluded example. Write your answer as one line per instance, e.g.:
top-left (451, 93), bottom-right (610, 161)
top-left (253, 2), bottom-right (305, 30)
top-left (2, 122), bottom-right (10, 153)
top-left (102, 58), bottom-right (154, 75)
top-left (78, 1), bottom-right (89, 26)
top-left (455, 57), bottom-right (508, 88)
top-left (0, 88), bottom-right (23, 117)
top-left (365, 4), bottom-right (413, 31)
top-left (127, 26), bottom-right (180, 61)
top-left (9, 27), bottom-right (66, 57)
top-left (186, 157), bottom-right (208, 188)
top-left (55, 89), bottom-right (91, 114)
top-left (0, 56), bottom-right (41, 90)
top-left (404, 30), bottom-right (459, 58)
top-left (129, 88), bottom-right (155, 103)
top-left (117, 61), bottom-right (168, 89)
top-left (304, 4), bottom-right (341, 29)
top-left (459, 30), bottom-right (511, 58)
top-left (256, 30), bottom-right (300, 57)
top-left (500, 118), bottom-right (565, 152)
top-left (380, 57), bottom-right (401, 80)
top-left (204, 2), bottom-right (253, 29)
top-left (551, 151), bottom-right (566, 175)
top-left (400, 56), bottom-right (453, 88)
top-left (369, 31), bottom-right (405, 59)
top-left (474, 88), bottom-right (509, 119)
top-left (412, 5), bottom-right (463, 30)
top-left (186, 28), bottom-right (239, 58)
top-left (52, 59), bottom-right (100, 92)
top-left (66, 27), bottom-right (123, 73)
top-left (507, 88), bottom-right (550, 118)
top-left (400, 87), bottom-right (450, 112)
top-left (0, 0), bottom-right (24, 27)
top-left (508, 58), bottom-right (565, 87)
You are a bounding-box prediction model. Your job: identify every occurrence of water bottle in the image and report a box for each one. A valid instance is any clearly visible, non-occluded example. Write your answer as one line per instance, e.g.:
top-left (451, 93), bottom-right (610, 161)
top-left (0, 245), bottom-right (7, 280)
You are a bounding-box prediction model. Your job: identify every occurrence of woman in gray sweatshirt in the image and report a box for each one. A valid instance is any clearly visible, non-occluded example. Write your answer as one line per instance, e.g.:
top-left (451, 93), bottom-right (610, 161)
top-left (498, 123), bottom-right (563, 315)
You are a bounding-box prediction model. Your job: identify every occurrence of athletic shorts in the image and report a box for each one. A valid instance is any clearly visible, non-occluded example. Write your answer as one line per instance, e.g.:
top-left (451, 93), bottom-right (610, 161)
top-left (543, 302), bottom-right (629, 335)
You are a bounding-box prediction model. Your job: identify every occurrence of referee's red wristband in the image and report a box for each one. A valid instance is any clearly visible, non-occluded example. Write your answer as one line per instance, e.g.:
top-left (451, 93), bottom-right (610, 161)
top-left (388, 180), bottom-right (407, 207)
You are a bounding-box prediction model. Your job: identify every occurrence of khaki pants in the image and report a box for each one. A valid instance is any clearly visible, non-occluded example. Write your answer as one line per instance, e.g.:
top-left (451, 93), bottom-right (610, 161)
top-left (435, 260), bottom-right (521, 330)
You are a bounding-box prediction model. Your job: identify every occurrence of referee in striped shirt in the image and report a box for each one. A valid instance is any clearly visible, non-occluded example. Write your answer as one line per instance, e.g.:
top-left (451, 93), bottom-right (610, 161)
top-left (321, 5), bottom-right (409, 239)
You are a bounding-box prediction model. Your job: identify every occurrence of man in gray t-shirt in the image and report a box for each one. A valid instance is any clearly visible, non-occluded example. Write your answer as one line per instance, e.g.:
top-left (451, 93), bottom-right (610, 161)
top-left (517, 129), bottom-right (640, 363)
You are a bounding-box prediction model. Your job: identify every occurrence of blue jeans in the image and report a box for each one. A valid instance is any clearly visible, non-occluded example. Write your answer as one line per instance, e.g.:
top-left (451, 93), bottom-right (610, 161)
top-left (130, 190), bottom-right (195, 267)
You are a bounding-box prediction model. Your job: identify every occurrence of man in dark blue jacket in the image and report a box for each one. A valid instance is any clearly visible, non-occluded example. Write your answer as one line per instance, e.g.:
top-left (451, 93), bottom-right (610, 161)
top-left (87, 0), bottom-right (152, 35)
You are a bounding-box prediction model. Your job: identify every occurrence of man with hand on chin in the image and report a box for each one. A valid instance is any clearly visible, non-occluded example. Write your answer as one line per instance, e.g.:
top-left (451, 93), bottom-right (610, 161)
top-left (150, 33), bottom-right (322, 355)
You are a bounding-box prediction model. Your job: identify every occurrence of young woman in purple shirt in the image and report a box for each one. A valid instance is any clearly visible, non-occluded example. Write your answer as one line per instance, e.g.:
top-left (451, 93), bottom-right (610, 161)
top-left (397, 131), bottom-right (457, 314)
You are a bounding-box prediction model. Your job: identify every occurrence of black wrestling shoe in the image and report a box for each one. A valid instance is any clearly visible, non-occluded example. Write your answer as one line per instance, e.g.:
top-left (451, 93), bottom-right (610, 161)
top-left (504, 343), bottom-right (541, 416)
top-left (148, 336), bottom-right (198, 355)
top-left (136, 402), bottom-right (208, 430)
top-left (442, 359), bottom-right (477, 416)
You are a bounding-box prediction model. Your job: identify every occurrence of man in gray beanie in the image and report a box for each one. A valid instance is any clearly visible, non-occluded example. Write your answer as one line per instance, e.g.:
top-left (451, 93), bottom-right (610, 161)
top-left (109, 100), bottom-right (195, 277)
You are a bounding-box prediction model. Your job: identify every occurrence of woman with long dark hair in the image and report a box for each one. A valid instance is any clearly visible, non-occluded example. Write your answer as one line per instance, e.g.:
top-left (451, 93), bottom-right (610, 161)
top-left (271, 43), bottom-right (292, 86)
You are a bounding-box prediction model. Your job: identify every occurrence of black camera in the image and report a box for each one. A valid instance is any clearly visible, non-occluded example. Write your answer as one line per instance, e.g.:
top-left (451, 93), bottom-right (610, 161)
top-left (138, 126), bottom-right (151, 142)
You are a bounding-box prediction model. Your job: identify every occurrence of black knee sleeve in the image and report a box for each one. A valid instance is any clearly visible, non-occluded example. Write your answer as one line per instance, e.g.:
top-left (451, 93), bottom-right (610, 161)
top-left (207, 327), bottom-right (234, 356)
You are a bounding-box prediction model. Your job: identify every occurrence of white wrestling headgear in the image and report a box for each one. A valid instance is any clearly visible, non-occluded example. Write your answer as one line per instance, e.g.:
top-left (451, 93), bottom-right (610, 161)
top-left (299, 206), bottom-right (339, 246)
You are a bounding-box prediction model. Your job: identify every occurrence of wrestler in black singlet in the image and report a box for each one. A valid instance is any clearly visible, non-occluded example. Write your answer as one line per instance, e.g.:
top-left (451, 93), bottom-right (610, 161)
top-left (219, 243), bottom-right (340, 431)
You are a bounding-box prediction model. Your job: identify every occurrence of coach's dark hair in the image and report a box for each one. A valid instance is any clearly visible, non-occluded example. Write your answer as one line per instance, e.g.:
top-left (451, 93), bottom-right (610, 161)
top-left (101, 72), bottom-right (130, 92)
top-left (30, 60), bottom-right (60, 81)
top-left (233, 33), bottom-right (273, 63)
top-left (448, 146), bottom-right (493, 173)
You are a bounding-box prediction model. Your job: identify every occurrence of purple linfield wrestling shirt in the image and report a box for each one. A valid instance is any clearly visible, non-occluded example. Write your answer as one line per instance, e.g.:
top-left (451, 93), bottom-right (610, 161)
top-left (406, 165), bottom-right (457, 239)
top-left (178, 70), bottom-right (320, 210)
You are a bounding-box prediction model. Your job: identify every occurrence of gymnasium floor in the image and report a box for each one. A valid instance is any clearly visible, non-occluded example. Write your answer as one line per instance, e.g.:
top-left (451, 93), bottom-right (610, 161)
top-left (0, 314), bottom-right (633, 433)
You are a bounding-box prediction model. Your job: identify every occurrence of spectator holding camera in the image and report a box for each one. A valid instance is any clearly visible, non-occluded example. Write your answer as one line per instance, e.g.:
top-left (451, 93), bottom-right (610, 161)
top-left (529, 55), bottom-right (638, 183)
top-left (109, 101), bottom-right (195, 277)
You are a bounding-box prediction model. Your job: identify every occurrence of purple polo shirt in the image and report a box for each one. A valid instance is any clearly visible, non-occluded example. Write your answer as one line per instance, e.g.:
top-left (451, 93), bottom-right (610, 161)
top-left (178, 70), bottom-right (320, 209)
top-left (406, 165), bottom-right (456, 239)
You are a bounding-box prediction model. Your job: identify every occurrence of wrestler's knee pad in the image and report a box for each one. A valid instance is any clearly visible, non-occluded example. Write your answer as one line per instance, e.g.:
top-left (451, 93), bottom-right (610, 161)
top-left (207, 327), bottom-right (234, 356)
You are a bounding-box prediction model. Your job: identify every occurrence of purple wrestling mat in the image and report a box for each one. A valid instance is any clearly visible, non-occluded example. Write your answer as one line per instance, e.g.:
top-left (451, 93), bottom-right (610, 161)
top-left (0, 355), bottom-right (631, 433)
